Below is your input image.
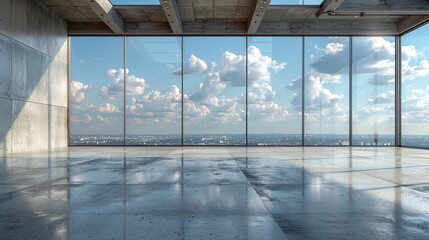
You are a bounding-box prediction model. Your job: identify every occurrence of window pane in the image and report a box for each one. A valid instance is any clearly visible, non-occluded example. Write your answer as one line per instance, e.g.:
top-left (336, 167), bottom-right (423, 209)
top-left (125, 37), bottom-right (182, 145)
top-left (304, 37), bottom-right (350, 145)
top-left (402, 24), bottom-right (429, 147)
top-left (70, 37), bottom-right (124, 145)
top-left (247, 37), bottom-right (302, 145)
top-left (352, 37), bottom-right (395, 146)
top-left (183, 37), bottom-right (246, 145)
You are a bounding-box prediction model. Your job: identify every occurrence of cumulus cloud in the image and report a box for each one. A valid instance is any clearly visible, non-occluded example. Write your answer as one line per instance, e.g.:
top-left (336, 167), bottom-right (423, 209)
top-left (368, 91), bottom-right (395, 104)
top-left (354, 37), bottom-right (396, 85)
top-left (360, 105), bottom-right (391, 116)
top-left (401, 41), bottom-right (429, 83)
top-left (311, 37), bottom-right (396, 86)
top-left (402, 59), bottom-right (429, 81)
top-left (101, 68), bottom-right (148, 99)
top-left (184, 102), bottom-right (210, 119)
top-left (70, 81), bottom-right (90, 103)
top-left (367, 73), bottom-right (395, 86)
top-left (180, 46), bottom-right (287, 123)
top-left (96, 115), bottom-right (110, 124)
top-left (247, 46), bottom-right (286, 85)
top-left (127, 85), bottom-right (181, 123)
top-left (218, 51), bottom-right (246, 86)
top-left (402, 88), bottom-right (429, 127)
top-left (287, 72), bottom-right (344, 110)
top-left (402, 85), bottom-right (429, 112)
top-left (175, 55), bottom-right (208, 74)
top-left (213, 97), bottom-right (244, 123)
top-left (402, 45), bottom-right (418, 59)
top-left (83, 114), bottom-right (92, 123)
top-left (324, 42), bottom-right (344, 55)
top-left (189, 72), bottom-right (227, 103)
top-left (98, 103), bottom-right (121, 113)
top-left (248, 81), bottom-right (275, 104)
top-left (249, 101), bottom-right (290, 122)
top-left (189, 46), bottom-right (286, 87)
top-left (72, 103), bottom-right (97, 112)
top-left (311, 37), bottom-right (349, 75)
top-left (402, 86), bottom-right (429, 127)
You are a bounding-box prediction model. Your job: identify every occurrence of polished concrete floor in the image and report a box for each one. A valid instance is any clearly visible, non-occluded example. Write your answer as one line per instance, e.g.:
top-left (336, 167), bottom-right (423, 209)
top-left (0, 147), bottom-right (429, 240)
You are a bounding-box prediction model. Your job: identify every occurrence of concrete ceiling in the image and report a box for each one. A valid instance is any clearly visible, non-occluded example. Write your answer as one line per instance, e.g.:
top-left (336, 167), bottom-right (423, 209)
top-left (38, 0), bottom-right (429, 35)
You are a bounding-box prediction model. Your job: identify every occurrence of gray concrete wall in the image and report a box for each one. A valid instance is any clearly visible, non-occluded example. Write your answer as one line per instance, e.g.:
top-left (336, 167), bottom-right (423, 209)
top-left (0, 0), bottom-right (68, 154)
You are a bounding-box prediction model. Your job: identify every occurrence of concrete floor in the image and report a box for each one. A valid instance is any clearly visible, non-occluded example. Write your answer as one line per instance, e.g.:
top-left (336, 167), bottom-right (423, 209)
top-left (0, 147), bottom-right (428, 240)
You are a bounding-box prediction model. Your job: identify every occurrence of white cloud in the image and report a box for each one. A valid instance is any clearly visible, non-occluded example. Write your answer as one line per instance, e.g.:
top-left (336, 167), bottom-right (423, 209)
top-left (213, 98), bottom-right (244, 123)
top-left (248, 81), bottom-right (275, 104)
top-left (311, 37), bottom-right (349, 75)
top-left (288, 72), bottom-right (344, 110)
top-left (126, 85), bottom-right (181, 123)
top-left (184, 102), bottom-right (210, 120)
top-left (96, 115), bottom-right (110, 124)
top-left (189, 72), bottom-right (227, 102)
top-left (176, 55), bottom-right (208, 74)
top-left (249, 101), bottom-right (290, 122)
top-left (319, 73), bottom-right (343, 84)
top-left (70, 81), bottom-right (90, 103)
top-left (165, 63), bottom-right (175, 70)
top-left (101, 68), bottom-right (148, 99)
top-left (83, 114), bottom-right (92, 123)
top-left (402, 85), bottom-right (429, 112)
top-left (324, 42), bottom-right (344, 55)
top-left (247, 46), bottom-right (286, 85)
top-left (218, 51), bottom-right (246, 86)
top-left (181, 46), bottom-right (288, 124)
top-left (72, 103), bottom-right (97, 112)
top-left (312, 37), bottom-right (396, 86)
top-left (368, 91), bottom-right (394, 104)
top-left (402, 45), bottom-right (418, 59)
top-left (98, 103), bottom-right (121, 113)
top-left (402, 86), bottom-right (429, 128)
top-left (402, 59), bottom-right (429, 82)
top-left (360, 105), bottom-right (390, 115)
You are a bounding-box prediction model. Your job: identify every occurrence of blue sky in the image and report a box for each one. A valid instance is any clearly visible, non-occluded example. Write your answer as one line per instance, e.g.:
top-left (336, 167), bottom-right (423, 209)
top-left (70, 29), bottom-right (429, 137)
top-left (401, 23), bottom-right (429, 135)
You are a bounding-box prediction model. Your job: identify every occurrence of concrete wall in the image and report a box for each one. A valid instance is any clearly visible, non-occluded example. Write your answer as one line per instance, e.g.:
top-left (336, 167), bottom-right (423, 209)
top-left (0, 0), bottom-right (68, 154)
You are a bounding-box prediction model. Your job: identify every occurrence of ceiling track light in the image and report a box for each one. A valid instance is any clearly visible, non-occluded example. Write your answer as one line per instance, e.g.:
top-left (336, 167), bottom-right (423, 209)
top-left (327, 10), bottom-right (418, 17)
top-left (327, 10), bottom-right (365, 17)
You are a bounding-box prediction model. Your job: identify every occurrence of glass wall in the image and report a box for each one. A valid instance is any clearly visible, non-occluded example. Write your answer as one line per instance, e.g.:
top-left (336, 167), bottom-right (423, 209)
top-left (402, 24), bottom-right (429, 147)
top-left (183, 37), bottom-right (246, 145)
top-left (70, 37), bottom-right (124, 145)
top-left (352, 37), bottom-right (395, 146)
top-left (304, 37), bottom-right (350, 145)
top-left (69, 35), bottom-right (403, 146)
top-left (125, 37), bottom-right (182, 145)
top-left (247, 37), bottom-right (302, 145)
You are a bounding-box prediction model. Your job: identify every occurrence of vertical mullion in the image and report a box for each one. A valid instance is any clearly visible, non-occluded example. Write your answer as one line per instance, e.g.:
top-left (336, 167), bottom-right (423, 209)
top-left (123, 37), bottom-right (126, 146)
top-left (302, 37), bottom-right (305, 146)
top-left (181, 36), bottom-right (184, 146)
top-left (349, 36), bottom-right (353, 146)
top-left (246, 36), bottom-right (248, 146)
top-left (67, 37), bottom-right (70, 146)
top-left (395, 36), bottom-right (401, 146)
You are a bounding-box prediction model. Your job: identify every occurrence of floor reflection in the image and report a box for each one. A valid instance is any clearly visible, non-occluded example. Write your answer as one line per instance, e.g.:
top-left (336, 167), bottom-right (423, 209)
top-left (0, 147), bottom-right (428, 239)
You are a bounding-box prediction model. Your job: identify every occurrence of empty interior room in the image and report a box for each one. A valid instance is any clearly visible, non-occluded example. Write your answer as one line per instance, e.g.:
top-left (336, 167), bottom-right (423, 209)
top-left (1, 0), bottom-right (429, 239)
